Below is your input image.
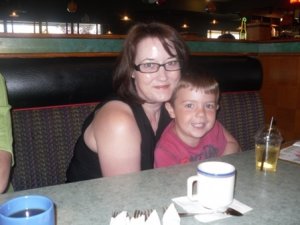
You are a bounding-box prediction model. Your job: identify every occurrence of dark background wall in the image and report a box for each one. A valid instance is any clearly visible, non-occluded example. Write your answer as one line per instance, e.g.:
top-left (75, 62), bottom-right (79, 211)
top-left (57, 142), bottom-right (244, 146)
top-left (0, 0), bottom-right (294, 35)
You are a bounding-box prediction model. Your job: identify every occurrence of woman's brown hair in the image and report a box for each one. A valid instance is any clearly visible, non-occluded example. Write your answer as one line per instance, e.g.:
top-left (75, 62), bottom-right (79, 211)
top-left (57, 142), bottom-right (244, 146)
top-left (113, 22), bottom-right (190, 104)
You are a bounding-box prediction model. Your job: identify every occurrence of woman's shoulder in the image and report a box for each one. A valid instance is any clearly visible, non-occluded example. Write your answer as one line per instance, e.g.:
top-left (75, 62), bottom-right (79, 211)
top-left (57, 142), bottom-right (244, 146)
top-left (85, 99), bottom-right (140, 150)
top-left (99, 99), bottom-right (132, 114)
top-left (93, 100), bottom-right (137, 129)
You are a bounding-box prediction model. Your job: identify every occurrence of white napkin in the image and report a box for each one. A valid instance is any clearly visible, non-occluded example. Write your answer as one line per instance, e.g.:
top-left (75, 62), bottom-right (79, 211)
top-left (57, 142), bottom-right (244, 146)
top-left (145, 210), bottom-right (161, 225)
top-left (162, 203), bottom-right (180, 225)
top-left (172, 196), bottom-right (252, 223)
top-left (110, 211), bottom-right (130, 225)
top-left (129, 214), bottom-right (146, 225)
top-left (109, 204), bottom-right (180, 225)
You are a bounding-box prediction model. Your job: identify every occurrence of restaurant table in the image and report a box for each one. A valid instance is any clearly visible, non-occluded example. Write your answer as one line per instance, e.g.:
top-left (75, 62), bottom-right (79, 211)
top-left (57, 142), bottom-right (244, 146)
top-left (1, 150), bottom-right (300, 225)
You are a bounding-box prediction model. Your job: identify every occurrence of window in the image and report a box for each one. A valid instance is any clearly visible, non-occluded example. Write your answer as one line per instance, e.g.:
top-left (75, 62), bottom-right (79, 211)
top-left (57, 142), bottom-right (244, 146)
top-left (0, 20), bottom-right (103, 35)
top-left (207, 30), bottom-right (240, 39)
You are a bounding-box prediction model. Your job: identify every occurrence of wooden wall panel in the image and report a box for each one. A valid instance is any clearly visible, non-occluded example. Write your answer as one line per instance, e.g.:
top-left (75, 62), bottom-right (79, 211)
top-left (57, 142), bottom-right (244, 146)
top-left (258, 55), bottom-right (300, 143)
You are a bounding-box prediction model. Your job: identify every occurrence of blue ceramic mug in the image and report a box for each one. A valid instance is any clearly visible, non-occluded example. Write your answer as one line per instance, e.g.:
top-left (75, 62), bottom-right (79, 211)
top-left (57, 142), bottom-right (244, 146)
top-left (0, 195), bottom-right (55, 225)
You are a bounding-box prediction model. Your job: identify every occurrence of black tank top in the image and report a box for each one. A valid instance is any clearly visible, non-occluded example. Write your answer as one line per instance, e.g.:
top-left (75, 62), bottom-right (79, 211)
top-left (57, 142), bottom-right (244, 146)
top-left (66, 97), bottom-right (171, 182)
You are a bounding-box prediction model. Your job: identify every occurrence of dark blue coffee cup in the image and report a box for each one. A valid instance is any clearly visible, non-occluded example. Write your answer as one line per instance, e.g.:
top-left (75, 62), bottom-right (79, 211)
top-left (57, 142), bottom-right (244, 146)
top-left (0, 195), bottom-right (55, 225)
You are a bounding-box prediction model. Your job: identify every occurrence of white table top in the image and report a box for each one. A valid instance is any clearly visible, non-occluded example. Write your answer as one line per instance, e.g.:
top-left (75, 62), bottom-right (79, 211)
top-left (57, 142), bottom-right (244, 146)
top-left (1, 150), bottom-right (300, 225)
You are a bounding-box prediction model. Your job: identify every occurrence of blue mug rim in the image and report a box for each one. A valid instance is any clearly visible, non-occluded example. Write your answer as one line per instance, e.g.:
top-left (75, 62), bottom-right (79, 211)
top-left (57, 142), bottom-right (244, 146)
top-left (197, 161), bottom-right (236, 177)
top-left (0, 194), bottom-right (54, 219)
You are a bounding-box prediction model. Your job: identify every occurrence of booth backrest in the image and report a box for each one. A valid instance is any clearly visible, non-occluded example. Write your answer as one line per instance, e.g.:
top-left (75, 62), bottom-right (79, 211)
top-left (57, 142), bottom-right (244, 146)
top-left (1, 55), bottom-right (264, 191)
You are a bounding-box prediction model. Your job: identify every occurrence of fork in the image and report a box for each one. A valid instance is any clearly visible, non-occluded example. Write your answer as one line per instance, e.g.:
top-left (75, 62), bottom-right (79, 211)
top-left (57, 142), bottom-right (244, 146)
top-left (143, 209), bottom-right (153, 220)
top-left (133, 209), bottom-right (153, 219)
top-left (112, 211), bottom-right (120, 218)
top-left (111, 211), bottom-right (130, 218)
top-left (133, 210), bottom-right (143, 218)
top-left (113, 209), bottom-right (153, 220)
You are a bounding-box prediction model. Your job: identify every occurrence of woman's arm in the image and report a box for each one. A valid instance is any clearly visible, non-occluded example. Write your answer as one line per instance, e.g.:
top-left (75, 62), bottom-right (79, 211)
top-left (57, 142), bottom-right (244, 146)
top-left (0, 150), bottom-right (12, 193)
top-left (84, 100), bottom-right (142, 177)
top-left (223, 127), bottom-right (241, 155)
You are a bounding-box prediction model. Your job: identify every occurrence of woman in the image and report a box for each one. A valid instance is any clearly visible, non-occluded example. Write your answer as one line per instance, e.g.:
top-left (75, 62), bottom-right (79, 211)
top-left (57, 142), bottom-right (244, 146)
top-left (66, 22), bottom-right (189, 182)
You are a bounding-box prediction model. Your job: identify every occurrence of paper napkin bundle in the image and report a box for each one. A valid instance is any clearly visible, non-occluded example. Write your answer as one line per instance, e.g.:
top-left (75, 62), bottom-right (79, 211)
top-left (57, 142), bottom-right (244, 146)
top-left (162, 203), bottom-right (180, 225)
top-left (109, 203), bottom-right (180, 225)
top-left (172, 196), bottom-right (252, 223)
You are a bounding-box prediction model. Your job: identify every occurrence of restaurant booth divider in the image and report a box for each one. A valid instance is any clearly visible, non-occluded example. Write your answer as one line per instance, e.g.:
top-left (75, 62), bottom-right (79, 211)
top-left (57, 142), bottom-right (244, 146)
top-left (0, 55), bottom-right (264, 191)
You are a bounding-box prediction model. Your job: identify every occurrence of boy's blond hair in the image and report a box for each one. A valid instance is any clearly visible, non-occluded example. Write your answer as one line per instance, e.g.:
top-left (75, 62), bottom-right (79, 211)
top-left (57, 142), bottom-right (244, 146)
top-left (169, 71), bottom-right (220, 105)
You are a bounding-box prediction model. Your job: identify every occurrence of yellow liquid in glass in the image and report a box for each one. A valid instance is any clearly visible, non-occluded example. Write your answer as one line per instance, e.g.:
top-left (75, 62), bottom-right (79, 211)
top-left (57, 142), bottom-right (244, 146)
top-left (255, 144), bottom-right (280, 172)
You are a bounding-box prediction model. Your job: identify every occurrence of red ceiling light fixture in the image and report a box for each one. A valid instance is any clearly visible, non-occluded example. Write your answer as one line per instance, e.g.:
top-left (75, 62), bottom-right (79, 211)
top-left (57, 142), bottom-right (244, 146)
top-left (67, 0), bottom-right (78, 13)
top-left (206, 1), bottom-right (217, 13)
top-left (290, 0), bottom-right (300, 4)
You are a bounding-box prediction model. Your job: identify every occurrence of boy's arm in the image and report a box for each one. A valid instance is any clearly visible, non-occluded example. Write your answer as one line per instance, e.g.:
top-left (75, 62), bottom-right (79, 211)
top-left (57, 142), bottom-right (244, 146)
top-left (223, 127), bottom-right (241, 154)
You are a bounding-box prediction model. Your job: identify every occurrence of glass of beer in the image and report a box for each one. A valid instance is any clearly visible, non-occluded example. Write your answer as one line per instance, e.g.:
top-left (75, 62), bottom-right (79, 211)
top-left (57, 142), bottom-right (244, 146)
top-left (255, 124), bottom-right (282, 172)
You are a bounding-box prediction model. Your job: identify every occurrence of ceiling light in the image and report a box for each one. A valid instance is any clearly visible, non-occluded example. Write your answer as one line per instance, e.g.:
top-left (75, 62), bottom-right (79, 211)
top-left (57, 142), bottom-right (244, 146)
top-left (181, 23), bottom-right (189, 29)
top-left (9, 11), bottom-right (19, 18)
top-left (121, 15), bottom-right (131, 21)
top-left (211, 19), bottom-right (218, 25)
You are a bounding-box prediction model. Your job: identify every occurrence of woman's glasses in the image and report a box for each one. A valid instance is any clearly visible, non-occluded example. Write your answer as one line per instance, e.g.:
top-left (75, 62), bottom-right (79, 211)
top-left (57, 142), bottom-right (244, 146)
top-left (134, 60), bottom-right (181, 73)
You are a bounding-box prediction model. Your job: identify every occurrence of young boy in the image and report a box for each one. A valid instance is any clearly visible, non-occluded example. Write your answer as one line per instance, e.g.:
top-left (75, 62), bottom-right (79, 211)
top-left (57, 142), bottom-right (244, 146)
top-left (154, 72), bottom-right (240, 168)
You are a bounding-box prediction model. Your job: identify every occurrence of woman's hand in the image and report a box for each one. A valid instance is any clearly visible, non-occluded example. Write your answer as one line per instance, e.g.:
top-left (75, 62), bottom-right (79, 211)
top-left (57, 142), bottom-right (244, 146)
top-left (0, 150), bottom-right (12, 193)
